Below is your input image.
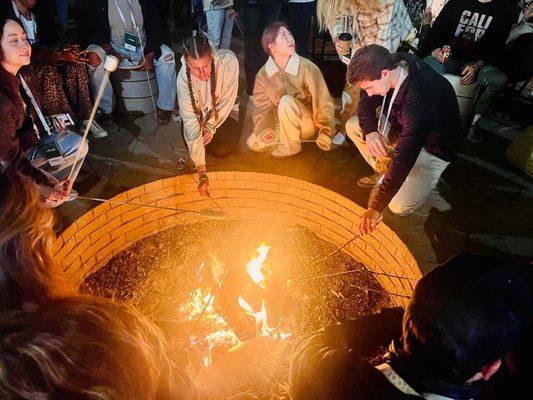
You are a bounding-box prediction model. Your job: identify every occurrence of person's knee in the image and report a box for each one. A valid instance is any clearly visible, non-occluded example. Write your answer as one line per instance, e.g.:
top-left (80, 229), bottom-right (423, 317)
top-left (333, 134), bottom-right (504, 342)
top-left (159, 45), bottom-right (175, 64)
top-left (388, 199), bottom-right (417, 216)
top-left (345, 115), bottom-right (362, 142)
top-left (278, 95), bottom-right (297, 111)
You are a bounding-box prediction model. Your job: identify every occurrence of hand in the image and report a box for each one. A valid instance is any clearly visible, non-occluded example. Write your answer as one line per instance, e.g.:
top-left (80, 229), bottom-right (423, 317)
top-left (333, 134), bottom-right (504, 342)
top-left (55, 49), bottom-right (79, 63)
top-left (86, 51), bottom-right (103, 67)
top-left (202, 130), bottom-right (214, 145)
top-left (52, 118), bottom-right (68, 134)
top-left (365, 131), bottom-right (388, 158)
top-left (40, 179), bottom-right (72, 204)
top-left (421, 8), bottom-right (432, 25)
top-left (197, 173), bottom-right (210, 197)
top-left (228, 7), bottom-right (237, 18)
top-left (358, 208), bottom-right (383, 235)
top-left (333, 37), bottom-right (351, 57)
top-left (431, 48), bottom-right (446, 63)
top-left (316, 133), bottom-right (332, 151)
top-left (461, 64), bottom-right (478, 85)
top-left (140, 52), bottom-right (154, 71)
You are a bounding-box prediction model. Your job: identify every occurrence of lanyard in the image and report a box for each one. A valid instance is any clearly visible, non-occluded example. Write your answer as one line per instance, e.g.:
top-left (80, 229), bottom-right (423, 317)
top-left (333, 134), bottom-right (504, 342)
top-left (112, 0), bottom-right (139, 31)
top-left (19, 76), bottom-right (52, 138)
top-left (378, 67), bottom-right (406, 139)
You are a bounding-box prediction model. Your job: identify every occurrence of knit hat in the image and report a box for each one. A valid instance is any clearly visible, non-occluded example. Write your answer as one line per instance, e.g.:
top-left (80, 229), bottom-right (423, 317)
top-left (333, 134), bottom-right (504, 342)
top-left (403, 254), bottom-right (532, 383)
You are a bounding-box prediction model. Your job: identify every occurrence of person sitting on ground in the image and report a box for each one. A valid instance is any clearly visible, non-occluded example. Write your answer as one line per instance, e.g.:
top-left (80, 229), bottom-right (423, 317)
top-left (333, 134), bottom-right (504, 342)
top-left (178, 31), bottom-right (239, 197)
top-left (0, 0), bottom-right (108, 139)
top-left (246, 22), bottom-right (334, 157)
top-left (0, 295), bottom-right (197, 400)
top-left (0, 163), bottom-right (75, 314)
top-left (418, 0), bottom-right (517, 143)
top-left (0, 16), bottom-right (88, 207)
top-left (289, 254), bottom-right (533, 400)
top-left (74, 0), bottom-right (177, 128)
top-left (345, 45), bottom-right (462, 234)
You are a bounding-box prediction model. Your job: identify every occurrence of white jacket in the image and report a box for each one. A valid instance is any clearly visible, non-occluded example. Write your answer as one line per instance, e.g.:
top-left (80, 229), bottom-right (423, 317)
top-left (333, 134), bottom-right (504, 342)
top-left (177, 49), bottom-right (239, 167)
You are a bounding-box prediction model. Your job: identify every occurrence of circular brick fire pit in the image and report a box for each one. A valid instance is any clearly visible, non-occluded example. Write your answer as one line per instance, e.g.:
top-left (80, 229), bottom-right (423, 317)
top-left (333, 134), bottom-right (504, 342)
top-left (52, 172), bottom-right (420, 307)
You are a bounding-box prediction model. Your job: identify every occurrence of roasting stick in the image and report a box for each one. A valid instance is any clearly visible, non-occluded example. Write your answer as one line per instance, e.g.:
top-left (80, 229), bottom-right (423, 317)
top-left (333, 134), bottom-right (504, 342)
top-left (67, 55), bottom-right (120, 182)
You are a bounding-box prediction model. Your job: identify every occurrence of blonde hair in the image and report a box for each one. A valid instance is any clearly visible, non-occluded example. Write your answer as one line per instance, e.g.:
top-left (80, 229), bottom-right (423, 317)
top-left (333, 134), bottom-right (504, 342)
top-left (316, 0), bottom-right (382, 32)
top-left (0, 164), bottom-right (75, 313)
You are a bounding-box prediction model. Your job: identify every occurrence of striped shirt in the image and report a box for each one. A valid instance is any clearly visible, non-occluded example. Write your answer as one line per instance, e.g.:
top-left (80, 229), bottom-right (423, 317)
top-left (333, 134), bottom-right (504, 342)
top-left (331, 0), bottom-right (414, 53)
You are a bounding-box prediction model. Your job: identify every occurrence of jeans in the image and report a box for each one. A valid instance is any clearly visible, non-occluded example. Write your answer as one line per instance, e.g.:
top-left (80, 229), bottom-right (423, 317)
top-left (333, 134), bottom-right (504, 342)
top-left (206, 8), bottom-right (235, 49)
top-left (86, 43), bottom-right (177, 113)
top-left (243, 2), bottom-right (282, 95)
top-left (26, 130), bottom-right (89, 183)
top-left (424, 55), bottom-right (507, 117)
top-left (346, 115), bottom-right (450, 215)
top-left (288, 1), bottom-right (316, 58)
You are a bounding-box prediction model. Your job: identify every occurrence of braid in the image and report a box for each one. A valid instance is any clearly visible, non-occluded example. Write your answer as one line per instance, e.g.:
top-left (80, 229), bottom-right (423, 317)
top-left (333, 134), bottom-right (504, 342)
top-left (210, 58), bottom-right (218, 124)
top-left (186, 66), bottom-right (203, 128)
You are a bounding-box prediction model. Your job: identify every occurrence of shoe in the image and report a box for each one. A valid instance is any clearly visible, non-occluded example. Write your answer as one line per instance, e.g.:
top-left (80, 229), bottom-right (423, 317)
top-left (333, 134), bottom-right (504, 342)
top-left (96, 113), bottom-right (119, 134)
top-left (467, 130), bottom-right (483, 143)
top-left (82, 119), bottom-right (108, 138)
top-left (357, 173), bottom-right (383, 189)
top-left (332, 131), bottom-right (346, 146)
top-left (157, 107), bottom-right (173, 126)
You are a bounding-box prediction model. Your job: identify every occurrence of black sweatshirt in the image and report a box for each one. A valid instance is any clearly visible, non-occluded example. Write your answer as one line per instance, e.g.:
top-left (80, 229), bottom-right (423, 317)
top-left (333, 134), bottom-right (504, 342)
top-left (357, 53), bottom-right (462, 213)
top-left (418, 0), bottom-right (516, 65)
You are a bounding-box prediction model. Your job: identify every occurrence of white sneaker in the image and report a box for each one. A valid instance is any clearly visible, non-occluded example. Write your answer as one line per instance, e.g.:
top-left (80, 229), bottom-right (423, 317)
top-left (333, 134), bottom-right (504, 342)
top-left (82, 119), bottom-right (108, 138)
top-left (332, 131), bottom-right (346, 146)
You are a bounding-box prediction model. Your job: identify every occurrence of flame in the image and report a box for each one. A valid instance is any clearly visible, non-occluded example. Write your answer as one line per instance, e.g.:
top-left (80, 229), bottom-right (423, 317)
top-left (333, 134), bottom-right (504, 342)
top-left (246, 243), bottom-right (270, 287)
top-left (238, 297), bottom-right (273, 336)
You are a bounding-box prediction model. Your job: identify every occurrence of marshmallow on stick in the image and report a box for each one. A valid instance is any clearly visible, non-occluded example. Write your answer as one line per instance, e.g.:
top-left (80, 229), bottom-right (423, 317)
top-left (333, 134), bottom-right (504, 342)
top-left (67, 55), bottom-right (119, 182)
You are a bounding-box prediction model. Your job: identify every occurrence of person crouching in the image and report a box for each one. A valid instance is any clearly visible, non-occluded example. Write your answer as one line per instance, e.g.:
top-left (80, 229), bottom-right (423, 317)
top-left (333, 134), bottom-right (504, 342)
top-left (247, 22), bottom-right (335, 158)
top-left (177, 31), bottom-right (240, 196)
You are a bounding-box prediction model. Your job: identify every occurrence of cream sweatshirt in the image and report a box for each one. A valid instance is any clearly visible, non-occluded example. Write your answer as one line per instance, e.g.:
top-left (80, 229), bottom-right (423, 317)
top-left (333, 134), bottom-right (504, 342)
top-left (177, 49), bottom-right (239, 167)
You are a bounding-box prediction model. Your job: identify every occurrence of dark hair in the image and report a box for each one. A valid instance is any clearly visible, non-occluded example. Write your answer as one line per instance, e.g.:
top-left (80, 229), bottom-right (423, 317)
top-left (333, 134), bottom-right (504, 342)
top-left (0, 163), bottom-right (75, 314)
top-left (347, 44), bottom-right (398, 84)
top-left (183, 31), bottom-right (218, 126)
top-left (0, 296), bottom-right (197, 400)
top-left (403, 254), bottom-right (532, 383)
top-left (261, 21), bottom-right (289, 56)
top-left (0, 17), bottom-right (25, 61)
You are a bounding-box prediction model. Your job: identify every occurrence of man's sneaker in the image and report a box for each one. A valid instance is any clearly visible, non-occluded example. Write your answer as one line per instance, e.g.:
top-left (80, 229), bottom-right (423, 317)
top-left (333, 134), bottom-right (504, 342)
top-left (357, 173), bottom-right (384, 189)
top-left (157, 107), bottom-right (173, 126)
top-left (96, 113), bottom-right (119, 134)
top-left (82, 119), bottom-right (108, 138)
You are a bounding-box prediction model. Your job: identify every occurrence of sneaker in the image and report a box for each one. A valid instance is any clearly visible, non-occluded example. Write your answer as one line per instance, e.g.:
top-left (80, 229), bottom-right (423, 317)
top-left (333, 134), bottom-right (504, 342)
top-left (332, 131), bottom-right (346, 146)
top-left (157, 107), bottom-right (173, 126)
top-left (357, 173), bottom-right (383, 189)
top-left (96, 113), bottom-right (119, 134)
top-left (82, 119), bottom-right (108, 138)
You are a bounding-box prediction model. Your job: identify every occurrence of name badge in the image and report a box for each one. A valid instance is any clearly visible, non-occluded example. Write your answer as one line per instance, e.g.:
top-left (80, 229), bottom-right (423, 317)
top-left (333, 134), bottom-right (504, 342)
top-left (124, 32), bottom-right (140, 52)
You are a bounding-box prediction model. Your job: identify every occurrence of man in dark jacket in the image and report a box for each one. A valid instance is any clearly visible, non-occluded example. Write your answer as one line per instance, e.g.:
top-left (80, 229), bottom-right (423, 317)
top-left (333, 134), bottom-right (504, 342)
top-left (74, 0), bottom-right (176, 126)
top-left (418, 0), bottom-right (517, 142)
top-left (345, 45), bottom-right (462, 235)
top-left (289, 254), bottom-right (533, 400)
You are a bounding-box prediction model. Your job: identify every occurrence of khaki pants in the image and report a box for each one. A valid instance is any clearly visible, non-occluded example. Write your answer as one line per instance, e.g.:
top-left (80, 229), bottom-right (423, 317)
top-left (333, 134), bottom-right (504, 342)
top-left (346, 115), bottom-right (450, 215)
top-left (276, 95), bottom-right (316, 156)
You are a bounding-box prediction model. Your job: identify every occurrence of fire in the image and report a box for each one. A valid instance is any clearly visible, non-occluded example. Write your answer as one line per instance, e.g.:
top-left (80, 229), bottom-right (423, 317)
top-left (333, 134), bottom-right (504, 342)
top-left (246, 243), bottom-right (270, 287)
top-left (181, 243), bottom-right (290, 368)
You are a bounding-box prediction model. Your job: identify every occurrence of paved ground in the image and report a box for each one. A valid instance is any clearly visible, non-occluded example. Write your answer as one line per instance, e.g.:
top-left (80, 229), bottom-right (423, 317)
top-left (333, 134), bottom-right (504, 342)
top-left (57, 42), bottom-right (533, 274)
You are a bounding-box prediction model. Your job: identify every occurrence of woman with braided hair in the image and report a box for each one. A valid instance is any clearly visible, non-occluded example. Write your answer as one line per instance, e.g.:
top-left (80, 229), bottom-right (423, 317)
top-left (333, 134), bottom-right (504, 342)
top-left (177, 32), bottom-right (239, 196)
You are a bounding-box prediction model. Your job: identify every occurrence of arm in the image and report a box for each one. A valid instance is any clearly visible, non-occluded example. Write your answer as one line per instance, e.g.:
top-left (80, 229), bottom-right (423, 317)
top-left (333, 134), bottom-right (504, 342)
top-left (252, 72), bottom-right (276, 135)
top-left (357, 90), bottom-right (382, 139)
top-left (370, 91), bottom-right (431, 213)
top-left (306, 64), bottom-right (335, 138)
top-left (417, 0), bottom-right (457, 58)
top-left (202, 52), bottom-right (239, 135)
top-left (177, 72), bottom-right (206, 168)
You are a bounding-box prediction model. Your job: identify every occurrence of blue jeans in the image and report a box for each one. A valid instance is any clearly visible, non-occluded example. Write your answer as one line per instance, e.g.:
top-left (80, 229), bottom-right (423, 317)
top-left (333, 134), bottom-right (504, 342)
top-left (86, 44), bottom-right (177, 113)
top-left (26, 130), bottom-right (89, 182)
top-left (206, 8), bottom-right (235, 49)
top-left (424, 55), bottom-right (507, 116)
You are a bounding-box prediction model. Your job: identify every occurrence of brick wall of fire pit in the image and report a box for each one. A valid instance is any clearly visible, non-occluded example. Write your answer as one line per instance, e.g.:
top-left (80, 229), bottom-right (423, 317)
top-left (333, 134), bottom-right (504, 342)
top-left (52, 172), bottom-right (421, 307)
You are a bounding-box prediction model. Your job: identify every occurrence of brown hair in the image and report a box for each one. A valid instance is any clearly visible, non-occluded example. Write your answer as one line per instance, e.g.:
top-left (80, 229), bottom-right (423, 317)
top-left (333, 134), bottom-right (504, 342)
top-left (347, 44), bottom-right (398, 84)
top-left (183, 32), bottom-right (218, 127)
top-left (0, 163), bottom-right (75, 314)
top-left (0, 296), bottom-right (197, 399)
top-left (261, 21), bottom-right (289, 56)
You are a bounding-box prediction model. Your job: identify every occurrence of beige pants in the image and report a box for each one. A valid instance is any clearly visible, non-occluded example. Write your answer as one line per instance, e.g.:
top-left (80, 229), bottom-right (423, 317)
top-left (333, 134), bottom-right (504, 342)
top-left (275, 95), bottom-right (316, 156)
top-left (346, 115), bottom-right (450, 215)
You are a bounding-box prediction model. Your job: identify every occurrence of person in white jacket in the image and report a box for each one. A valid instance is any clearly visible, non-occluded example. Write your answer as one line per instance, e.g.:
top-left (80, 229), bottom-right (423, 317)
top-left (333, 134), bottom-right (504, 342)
top-left (177, 32), bottom-right (239, 196)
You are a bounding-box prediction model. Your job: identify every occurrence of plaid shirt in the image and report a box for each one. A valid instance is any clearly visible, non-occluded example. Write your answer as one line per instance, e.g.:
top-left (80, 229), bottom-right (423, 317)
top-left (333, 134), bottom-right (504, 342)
top-left (331, 0), bottom-right (414, 53)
